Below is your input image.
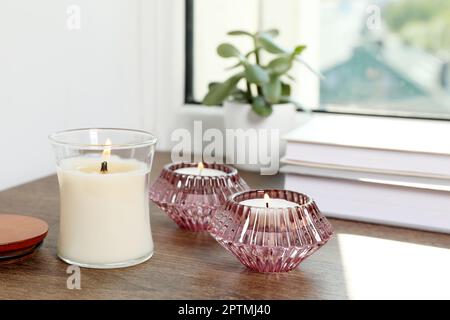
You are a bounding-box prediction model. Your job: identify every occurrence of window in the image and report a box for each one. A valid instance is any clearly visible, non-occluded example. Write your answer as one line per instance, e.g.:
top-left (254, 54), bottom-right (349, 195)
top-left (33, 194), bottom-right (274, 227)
top-left (185, 0), bottom-right (450, 120)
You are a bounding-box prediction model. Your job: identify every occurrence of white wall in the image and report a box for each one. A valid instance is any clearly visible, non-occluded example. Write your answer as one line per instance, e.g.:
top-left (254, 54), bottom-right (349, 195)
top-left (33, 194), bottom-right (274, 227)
top-left (0, 0), bottom-right (149, 190)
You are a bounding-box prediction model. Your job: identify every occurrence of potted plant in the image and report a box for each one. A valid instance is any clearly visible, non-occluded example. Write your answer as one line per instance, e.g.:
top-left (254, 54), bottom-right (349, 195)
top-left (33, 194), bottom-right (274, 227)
top-left (203, 29), bottom-right (314, 172)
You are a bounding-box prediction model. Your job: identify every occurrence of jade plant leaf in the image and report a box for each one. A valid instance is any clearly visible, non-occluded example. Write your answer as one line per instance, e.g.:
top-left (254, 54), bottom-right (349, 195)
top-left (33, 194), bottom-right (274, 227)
top-left (227, 30), bottom-right (254, 37)
top-left (217, 43), bottom-right (242, 59)
top-left (262, 77), bottom-right (282, 104)
top-left (258, 33), bottom-right (286, 54)
top-left (244, 64), bottom-right (270, 85)
top-left (267, 56), bottom-right (292, 75)
top-left (251, 96), bottom-right (273, 117)
top-left (203, 73), bottom-right (243, 105)
top-left (293, 45), bottom-right (307, 56)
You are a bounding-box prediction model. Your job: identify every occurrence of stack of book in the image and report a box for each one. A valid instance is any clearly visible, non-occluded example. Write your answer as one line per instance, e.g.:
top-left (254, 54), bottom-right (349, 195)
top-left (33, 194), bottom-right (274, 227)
top-left (281, 115), bottom-right (450, 233)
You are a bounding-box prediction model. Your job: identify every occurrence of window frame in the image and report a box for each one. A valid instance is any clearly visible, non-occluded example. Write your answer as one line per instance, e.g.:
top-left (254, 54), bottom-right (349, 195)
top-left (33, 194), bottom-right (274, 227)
top-left (184, 0), bottom-right (195, 105)
top-left (184, 0), bottom-right (450, 122)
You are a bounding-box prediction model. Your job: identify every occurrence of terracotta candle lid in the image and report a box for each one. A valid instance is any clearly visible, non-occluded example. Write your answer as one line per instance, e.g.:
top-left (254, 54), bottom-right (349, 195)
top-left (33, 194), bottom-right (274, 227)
top-left (0, 214), bottom-right (48, 261)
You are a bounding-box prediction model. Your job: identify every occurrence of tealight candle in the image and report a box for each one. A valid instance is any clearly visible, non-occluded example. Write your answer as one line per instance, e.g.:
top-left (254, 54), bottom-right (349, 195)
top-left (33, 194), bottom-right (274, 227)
top-left (150, 162), bottom-right (249, 231)
top-left (239, 193), bottom-right (299, 208)
top-left (174, 162), bottom-right (227, 177)
top-left (50, 128), bottom-right (157, 269)
top-left (209, 189), bottom-right (334, 273)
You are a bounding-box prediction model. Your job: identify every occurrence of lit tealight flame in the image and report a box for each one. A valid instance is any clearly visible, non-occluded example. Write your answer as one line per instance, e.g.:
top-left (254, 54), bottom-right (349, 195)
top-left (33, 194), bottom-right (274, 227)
top-left (100, 139), bottom-right (112, 173)
top-left (264, 193), bottom-right (270, 208)
top-left (102, 139), bottom-right (112, 160)
top-left (198, 162), bottom-right (204, 175)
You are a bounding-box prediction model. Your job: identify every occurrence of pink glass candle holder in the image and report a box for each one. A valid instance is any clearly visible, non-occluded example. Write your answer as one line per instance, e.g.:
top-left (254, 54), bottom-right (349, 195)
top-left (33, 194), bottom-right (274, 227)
top-left (208, 189), bottom-right (334, 273)
top-left (149, 163), bottom-right (249, 231)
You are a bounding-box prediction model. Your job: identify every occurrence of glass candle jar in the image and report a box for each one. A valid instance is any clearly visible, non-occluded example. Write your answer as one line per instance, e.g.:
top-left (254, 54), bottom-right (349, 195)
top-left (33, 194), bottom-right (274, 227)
top-left (49, 128), bottom-right (157, 269)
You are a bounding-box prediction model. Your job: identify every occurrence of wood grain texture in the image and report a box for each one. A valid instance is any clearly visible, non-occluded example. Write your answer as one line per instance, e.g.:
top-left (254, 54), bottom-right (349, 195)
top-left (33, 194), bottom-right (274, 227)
top-left (0, 152), bottom-right (449, 300)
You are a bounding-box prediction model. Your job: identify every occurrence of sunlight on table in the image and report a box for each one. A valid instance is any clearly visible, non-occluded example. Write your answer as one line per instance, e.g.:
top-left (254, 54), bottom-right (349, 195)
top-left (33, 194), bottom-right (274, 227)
top-left (337, 234), bottom-right (450, 299)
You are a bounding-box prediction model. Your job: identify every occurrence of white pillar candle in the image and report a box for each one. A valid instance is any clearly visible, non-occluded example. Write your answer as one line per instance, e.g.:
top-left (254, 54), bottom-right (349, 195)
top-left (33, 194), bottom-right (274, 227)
top-left (174, 162), bottom-right (226, 177)
top-left (240, 195), bottom-right (299, 208)
top-left (57, 155), bottom-right (153, 267)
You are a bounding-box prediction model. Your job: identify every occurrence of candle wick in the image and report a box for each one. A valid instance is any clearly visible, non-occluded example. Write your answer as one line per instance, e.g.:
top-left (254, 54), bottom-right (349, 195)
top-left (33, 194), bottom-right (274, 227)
top-left (100, 161), bottom-right (108, 173)
top-left (265, 202), bottom-right (269, 208)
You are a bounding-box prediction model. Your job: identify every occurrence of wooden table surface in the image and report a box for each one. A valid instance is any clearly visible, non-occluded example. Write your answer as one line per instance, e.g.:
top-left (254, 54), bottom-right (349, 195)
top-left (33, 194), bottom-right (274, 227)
top-left (0, 152), bottom-right (449, 300)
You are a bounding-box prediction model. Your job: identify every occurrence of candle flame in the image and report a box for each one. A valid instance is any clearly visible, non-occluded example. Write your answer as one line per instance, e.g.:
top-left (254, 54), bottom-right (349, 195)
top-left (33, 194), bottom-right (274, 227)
top-left (264, 193), bottom-right (270, 208)
top-left (198, 162), bottom-right (204, 170)
top-left (102, 138), bottom-right (112, 161)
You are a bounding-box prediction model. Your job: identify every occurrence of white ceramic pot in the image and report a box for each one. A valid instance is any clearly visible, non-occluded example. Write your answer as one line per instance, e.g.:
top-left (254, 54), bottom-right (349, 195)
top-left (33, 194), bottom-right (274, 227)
top-left (223, 100), bottom-right (297, 173)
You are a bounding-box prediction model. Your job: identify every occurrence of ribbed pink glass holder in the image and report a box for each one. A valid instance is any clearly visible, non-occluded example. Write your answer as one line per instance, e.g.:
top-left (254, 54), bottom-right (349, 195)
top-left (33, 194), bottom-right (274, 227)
top-left (208, 189), bottom-right (334, 273)
top-left (149, 163), bottom-right (249, 231)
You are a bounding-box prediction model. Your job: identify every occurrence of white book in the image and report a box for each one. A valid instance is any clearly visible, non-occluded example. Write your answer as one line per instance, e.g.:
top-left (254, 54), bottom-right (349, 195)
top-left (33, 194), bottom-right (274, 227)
top-left (281, 164), bottom-right (450, 234)
top-left (283, 115), bottom-right (450, 178)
